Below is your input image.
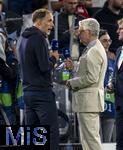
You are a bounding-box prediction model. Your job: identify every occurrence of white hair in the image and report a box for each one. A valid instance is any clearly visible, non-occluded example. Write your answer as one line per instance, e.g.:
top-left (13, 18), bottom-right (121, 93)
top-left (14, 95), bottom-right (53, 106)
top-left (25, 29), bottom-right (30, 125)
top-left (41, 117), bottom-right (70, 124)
top-left (79, 18), bottom-right (100, 37)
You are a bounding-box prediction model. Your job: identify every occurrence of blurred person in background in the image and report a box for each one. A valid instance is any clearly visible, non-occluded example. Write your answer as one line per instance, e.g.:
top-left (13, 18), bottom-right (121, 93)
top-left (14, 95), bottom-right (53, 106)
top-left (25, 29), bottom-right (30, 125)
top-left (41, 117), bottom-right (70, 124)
top-left (50, 0), bottom-right (64, 12)
top-left (99, 29), bottom-right (115, 143)
top-left (92, 0), bottom-right (106, 7)
top-left (93, 0), bottom-right (123, 54)
top-left (108, 18), bottom-right (123, 150)
top-left (76, 0), bottom-right (101, 17)
top-left (76, 0), bottom-right (92, 18)
top-left (0, 27), bottom-right (21, 125)
top-left (8, 0), bottom-right (32, 16)
top-left (50, 0), bottom-right (85, 59)
top-left (0, 0), bottom-right (22, 38)
top-left (32, 0), bottom-right (49, 11)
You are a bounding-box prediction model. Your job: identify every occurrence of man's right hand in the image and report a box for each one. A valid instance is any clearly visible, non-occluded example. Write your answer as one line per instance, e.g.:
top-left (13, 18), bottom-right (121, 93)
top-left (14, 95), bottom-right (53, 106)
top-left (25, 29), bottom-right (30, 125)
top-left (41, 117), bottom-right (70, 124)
top-left (51, 50), bottom-right (59, 60)
top-left (106, 82), bottom-right (114, 93)
top-left (64, 58), bottom-right (74, 70)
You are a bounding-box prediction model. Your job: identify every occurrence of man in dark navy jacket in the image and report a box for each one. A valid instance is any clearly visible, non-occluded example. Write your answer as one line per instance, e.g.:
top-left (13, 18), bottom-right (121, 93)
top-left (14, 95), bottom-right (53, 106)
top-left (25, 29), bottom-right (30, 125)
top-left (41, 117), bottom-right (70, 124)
top-left (18, 9), bottom-right (59, 150)
top-left (109, 18), bottom-right (123, 150)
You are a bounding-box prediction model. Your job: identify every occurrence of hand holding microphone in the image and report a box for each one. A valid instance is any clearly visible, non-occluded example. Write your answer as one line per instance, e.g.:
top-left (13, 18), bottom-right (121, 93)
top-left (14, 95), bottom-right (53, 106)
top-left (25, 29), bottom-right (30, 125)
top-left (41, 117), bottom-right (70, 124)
top-left (106, 82), bottom-right (114, 93)
top-left (64, 58), bottom-right (74, 70)
top-left (51, 39), bottom-right (59, 51)
top-left (51, 51), bottom-right (59, 61)
top-left (50, 39), bottom-right (59, 60)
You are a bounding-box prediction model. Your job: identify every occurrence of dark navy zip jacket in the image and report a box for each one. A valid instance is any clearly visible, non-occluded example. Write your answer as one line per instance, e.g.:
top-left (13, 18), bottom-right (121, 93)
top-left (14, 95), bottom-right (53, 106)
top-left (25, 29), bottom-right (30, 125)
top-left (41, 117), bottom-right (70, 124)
top-left (19, 26), bottom-right (56, 92)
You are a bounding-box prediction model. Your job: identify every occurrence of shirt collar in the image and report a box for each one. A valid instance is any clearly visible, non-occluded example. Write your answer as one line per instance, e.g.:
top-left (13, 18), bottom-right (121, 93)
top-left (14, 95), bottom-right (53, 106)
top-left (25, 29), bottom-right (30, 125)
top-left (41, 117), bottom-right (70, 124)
top-left (86, 39), bottom-right (97, 50)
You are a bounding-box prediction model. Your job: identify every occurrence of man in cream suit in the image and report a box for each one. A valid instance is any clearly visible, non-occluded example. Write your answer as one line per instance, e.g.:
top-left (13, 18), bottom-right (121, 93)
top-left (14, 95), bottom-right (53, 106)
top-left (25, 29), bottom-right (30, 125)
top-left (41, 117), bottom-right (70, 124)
top-left (67, 18), bottom-right (107, 150)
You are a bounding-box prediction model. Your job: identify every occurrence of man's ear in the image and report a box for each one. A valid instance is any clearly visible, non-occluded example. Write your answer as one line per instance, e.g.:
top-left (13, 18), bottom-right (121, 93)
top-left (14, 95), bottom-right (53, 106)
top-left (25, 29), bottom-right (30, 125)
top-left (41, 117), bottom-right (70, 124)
top-left (36, 19), bottom-right (42, 27)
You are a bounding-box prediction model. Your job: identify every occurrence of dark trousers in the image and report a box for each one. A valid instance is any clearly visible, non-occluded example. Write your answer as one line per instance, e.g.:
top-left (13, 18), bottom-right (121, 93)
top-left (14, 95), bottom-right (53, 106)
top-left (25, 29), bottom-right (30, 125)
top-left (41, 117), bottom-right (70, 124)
top-left (24, 90), bottom-right (59, 150)
top-left (100, 117), bottom-right (115, 142)
top-left (116, 111), bottom-right (123, 150)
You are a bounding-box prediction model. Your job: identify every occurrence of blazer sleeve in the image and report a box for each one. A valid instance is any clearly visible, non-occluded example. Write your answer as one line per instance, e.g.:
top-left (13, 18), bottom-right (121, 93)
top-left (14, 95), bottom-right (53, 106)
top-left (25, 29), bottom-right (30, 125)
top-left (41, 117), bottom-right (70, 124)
top-left (69, 48), bottom-right (103, 89)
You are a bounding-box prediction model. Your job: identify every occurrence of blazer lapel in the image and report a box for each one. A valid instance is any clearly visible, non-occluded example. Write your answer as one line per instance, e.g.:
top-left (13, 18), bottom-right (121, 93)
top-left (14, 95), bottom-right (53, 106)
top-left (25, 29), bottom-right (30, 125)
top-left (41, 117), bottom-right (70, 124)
top-left (116, 49), bottom-right (123, 72)
top-left (119, 61), bottom-right (123, 72)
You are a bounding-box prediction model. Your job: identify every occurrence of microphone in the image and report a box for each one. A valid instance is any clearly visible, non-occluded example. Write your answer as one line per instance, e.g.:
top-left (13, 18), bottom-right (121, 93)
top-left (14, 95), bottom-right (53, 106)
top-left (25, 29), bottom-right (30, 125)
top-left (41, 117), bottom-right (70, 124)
top-left (62, 48), bottom-right (71, 59)
top-left (51, 39), bottom-right (59, 52)
top-left (51, 40), bottom-right (71, 61)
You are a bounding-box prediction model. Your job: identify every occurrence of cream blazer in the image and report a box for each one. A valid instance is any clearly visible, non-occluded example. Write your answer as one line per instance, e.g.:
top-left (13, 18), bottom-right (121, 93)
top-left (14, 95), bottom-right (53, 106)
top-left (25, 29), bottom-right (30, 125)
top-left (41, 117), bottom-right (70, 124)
top-left (69, 39), bottom-right (107, 112)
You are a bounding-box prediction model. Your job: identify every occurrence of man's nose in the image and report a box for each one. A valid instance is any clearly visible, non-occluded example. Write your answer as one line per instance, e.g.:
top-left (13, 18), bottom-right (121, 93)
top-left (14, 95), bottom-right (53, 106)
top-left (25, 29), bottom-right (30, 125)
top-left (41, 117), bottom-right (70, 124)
top-left (116, 29), bottom-right (119, 34)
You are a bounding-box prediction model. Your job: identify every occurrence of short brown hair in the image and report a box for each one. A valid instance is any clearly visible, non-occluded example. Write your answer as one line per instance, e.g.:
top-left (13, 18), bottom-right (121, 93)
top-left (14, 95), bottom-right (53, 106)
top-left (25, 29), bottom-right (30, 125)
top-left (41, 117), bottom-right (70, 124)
top-left (117, 18), bottom-right (123, 26)
top-left (32, 8), bottom-right (51, 23)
